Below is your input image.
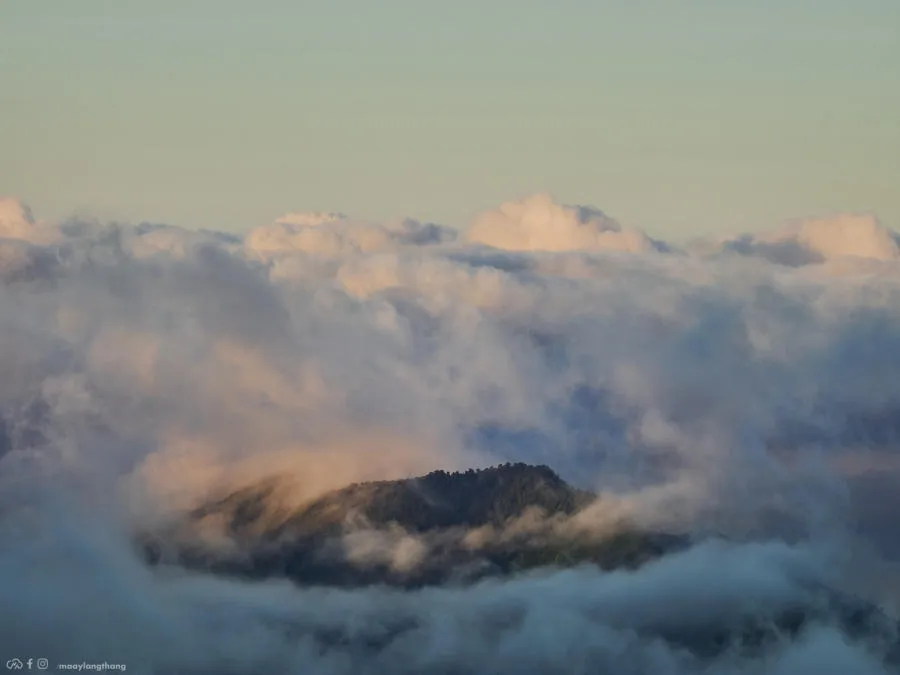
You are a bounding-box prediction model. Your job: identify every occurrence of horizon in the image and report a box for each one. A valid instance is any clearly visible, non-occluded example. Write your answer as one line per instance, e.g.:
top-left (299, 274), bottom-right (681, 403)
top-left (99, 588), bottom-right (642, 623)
top-left (3, 192), bottom-right (896, 249)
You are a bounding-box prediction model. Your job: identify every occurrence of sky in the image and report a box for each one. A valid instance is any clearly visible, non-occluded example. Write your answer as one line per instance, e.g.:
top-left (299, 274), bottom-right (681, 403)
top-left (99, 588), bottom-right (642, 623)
top-left (1, 0), bottom-right (898, 237)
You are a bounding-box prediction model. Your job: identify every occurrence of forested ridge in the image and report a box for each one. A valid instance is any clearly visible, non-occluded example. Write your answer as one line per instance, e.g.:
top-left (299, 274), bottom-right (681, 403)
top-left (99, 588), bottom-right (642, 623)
top-left (145, 463), bottom-right (683, 586)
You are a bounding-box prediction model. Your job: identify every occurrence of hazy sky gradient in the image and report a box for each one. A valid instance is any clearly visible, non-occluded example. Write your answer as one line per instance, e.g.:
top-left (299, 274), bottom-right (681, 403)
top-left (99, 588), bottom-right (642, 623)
top-left (2, 1), bottom-right (898, 236)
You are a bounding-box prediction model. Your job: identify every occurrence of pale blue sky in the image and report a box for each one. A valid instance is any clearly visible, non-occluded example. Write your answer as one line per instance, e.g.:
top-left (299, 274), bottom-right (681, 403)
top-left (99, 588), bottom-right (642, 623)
top-left (2, 1), bottom-right (898, 237)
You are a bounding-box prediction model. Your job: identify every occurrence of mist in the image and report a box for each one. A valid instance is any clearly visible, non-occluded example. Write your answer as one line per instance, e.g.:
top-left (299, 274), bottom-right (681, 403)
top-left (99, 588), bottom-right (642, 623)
top-left (2, 194), bottom-right (900, 673)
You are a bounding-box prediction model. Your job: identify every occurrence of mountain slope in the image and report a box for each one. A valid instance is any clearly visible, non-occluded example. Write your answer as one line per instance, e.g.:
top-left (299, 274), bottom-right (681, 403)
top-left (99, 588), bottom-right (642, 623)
top-left (143, 463), bottom-right (685, 587)
top-left (138, 463), bottom-right (900, 666)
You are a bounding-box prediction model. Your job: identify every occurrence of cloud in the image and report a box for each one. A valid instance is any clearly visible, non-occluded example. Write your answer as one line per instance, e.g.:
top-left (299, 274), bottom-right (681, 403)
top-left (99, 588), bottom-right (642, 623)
top-left (465, 193), bottom-right (669, 253)
top-left (275, 211), bottom-right (349, 227)
top-left (2, 511), bottom-right (896, 674)
top-left (0, 197), bottom-right (35, 231)
top-left (713, 214), bottom-right (900, 267)
top-left (245, 213), bottom-right (456, 261)
top-left (0, 239), bottom-right (61, 283)
top-left (1, 197), bottom-right (900, 672)
top-left (0, 197), bottom-right (61, 246)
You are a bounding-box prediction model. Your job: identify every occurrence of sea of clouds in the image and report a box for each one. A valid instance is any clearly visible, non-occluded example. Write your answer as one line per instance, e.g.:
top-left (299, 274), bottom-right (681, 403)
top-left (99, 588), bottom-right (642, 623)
top-left (2, 192), bottom-right (900, 673)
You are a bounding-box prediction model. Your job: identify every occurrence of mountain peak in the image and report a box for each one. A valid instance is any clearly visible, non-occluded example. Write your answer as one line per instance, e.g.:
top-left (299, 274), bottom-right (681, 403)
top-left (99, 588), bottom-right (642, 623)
top-left (143, 463), bottom-right (683, 588)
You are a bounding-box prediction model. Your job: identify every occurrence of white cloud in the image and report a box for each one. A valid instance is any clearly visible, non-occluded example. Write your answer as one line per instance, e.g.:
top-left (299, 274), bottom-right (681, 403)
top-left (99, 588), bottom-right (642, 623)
top-left (0, 196), bottom-right (899, 672)
top-left (465, 193), bottom-right (668, 253)
top-left (0, 197), bottom-right (35, 230)
top-left (0, 197), bottom-right (61, 246)
top-left (275, 211), bottom-right (348, 227)
top-left (245, 213), bottom-right (456, 260)
top-left (795, 214), bottom-right (899, 261)
top-left (713, 213), bottom-right (900, 266)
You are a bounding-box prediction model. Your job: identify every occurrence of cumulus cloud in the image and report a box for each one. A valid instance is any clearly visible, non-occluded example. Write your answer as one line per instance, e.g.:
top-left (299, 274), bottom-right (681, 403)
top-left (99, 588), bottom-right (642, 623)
top-left (0, 196), bottom-right (35, 231)
top-left (245, 213), bottom-right (456, 261)
top-left (2, 196), bottom-right (900, 672)
top-left (465, 193), bottom-right (669, 253)
top-left (711, 213), bottom-right (900, 267)
top-left (2, 511), bottom-right (897, 674)
top-left (0, 197), bottom-right (61, 246)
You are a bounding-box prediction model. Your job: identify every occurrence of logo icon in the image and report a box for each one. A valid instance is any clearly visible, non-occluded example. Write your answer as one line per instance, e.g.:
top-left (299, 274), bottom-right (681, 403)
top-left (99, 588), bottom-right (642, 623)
top-left (35, 660), bottom-right (48, 671)
top-left (5, 659), bottom-right (24, 671)
top-left (25, 661), bottom-right (31, 671)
